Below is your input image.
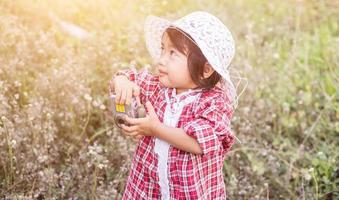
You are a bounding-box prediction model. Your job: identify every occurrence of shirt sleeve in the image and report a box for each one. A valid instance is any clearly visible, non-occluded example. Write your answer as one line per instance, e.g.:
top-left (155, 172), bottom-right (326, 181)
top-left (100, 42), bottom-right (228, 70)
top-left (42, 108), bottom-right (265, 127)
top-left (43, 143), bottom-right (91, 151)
top-left (182, 96), bottom-right (235, 155)
top-left (115, 67), bottom-right (161, 105)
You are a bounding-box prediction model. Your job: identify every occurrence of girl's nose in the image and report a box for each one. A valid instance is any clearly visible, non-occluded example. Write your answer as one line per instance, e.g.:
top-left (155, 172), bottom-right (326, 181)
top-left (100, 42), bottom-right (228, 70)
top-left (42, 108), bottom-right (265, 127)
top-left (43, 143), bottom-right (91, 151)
top-left (158, 54), bottom-right (167, 66)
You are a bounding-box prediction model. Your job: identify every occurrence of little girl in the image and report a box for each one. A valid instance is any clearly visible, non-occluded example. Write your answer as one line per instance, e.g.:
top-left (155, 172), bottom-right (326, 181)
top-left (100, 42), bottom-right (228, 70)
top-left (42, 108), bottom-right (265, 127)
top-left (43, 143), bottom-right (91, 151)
top-left (110, 11), bottom-right (237, 200)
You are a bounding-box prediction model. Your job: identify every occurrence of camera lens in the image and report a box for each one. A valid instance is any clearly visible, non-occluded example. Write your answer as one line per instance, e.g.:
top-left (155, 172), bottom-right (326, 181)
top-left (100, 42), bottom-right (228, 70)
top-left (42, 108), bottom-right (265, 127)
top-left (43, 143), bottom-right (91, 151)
top-left (117, 118), bottom-right (125, 125)
top-left (115, 114), bottom-right (127, 128)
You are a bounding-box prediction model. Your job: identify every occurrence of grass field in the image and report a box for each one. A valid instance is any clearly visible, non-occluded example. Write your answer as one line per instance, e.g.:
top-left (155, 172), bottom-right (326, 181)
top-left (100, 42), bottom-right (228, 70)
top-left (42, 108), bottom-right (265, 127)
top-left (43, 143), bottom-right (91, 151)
top-left (0, 0), bottom-right (338, 199)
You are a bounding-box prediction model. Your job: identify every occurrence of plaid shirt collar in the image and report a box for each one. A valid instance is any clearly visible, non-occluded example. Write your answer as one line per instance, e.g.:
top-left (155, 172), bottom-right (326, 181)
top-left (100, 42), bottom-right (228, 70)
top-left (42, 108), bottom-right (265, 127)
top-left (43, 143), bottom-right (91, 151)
top-left (166, 87), bottom-right (203, 103)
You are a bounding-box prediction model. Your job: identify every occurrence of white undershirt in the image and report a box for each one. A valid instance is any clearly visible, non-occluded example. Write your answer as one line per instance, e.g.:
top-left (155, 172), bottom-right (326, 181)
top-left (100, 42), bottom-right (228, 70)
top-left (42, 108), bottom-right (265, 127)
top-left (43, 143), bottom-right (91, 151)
top-left (154, 88), bottom-right (201, 200)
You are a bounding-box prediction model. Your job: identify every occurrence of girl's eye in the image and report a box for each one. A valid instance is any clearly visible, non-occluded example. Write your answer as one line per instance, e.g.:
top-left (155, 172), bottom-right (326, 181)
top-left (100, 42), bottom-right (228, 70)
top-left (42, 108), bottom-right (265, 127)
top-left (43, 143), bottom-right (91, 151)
top-left (170, 50), bottom-right (177, 56)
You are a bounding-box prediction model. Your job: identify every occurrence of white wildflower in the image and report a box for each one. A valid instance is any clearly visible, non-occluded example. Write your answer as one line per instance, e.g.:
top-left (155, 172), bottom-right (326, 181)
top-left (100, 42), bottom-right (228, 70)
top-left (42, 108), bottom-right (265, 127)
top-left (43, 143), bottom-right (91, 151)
top-left (273, 53), bottom-right (279, 59)
top-left (92, 99), bottom-right (100, 108)
top-left (84, 93), bottom-right (92, 102)
top-left (14, 80), bottom-right (22, 87)
top-left (10, 139), bottom-right (17, 148)
top-left (304, 172), bottom-right (312, 181)
top-left (71, 97), bottom-right (79, 104)
top-left (99, 104), bottom-right (106, 110)
top-left (37, 49), bottom-right (44, 54)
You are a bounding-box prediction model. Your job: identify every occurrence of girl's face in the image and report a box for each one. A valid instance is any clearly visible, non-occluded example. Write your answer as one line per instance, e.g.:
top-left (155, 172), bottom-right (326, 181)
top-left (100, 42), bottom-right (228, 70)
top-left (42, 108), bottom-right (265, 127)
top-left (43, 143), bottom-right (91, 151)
top-left (156, 32), bottom-right (197, 94)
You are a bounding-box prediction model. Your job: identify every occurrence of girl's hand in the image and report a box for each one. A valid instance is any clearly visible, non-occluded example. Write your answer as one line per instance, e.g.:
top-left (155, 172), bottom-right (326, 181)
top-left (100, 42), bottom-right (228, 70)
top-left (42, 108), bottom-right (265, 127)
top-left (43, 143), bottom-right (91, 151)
top-left (110, 75), bottom-right (141, 105)
top-left (121, 102), bottom-right (160, 138)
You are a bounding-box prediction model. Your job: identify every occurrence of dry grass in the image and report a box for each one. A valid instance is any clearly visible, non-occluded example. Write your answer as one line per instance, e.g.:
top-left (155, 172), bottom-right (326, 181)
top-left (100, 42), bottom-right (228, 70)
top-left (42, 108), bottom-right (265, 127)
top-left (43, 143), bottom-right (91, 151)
top-left (0, 0), bottom-right (338, 199)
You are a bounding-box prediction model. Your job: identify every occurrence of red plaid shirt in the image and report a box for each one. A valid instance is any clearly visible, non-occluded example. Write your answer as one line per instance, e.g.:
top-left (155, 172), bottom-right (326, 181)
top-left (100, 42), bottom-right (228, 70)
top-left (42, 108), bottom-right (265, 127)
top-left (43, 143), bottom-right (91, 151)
top-left (116, 68), bottom-right (235, 199)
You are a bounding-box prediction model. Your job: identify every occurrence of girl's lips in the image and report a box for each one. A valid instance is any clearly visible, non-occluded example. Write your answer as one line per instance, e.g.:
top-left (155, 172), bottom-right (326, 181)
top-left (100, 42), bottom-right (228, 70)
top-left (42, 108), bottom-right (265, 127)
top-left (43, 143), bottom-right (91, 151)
top-left (159, 70), bottom-right (167, 76)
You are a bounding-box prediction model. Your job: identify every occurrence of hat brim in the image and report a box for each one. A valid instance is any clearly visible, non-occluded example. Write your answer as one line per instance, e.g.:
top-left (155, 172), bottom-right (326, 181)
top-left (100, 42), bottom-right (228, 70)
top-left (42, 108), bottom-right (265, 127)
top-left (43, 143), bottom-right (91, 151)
top-left (144, 15), bottom-right (172, 62)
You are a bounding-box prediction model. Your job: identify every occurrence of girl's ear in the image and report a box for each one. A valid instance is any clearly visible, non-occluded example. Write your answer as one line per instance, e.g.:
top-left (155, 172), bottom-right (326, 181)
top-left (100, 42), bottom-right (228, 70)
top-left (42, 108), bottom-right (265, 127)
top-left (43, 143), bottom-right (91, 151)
top-left (202, 62), bottom-right (215, 79)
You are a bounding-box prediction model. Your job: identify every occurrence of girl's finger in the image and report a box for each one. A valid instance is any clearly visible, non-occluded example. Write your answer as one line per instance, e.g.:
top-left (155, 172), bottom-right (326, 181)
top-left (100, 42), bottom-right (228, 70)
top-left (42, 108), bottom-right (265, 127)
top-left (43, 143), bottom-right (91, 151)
top-left (133, 85), bottom-right (141, 106)
top-left (115, 87), bottom-right (122, 103)
top-left (125, 87), bottom-right (133, 105)
top-left (128, 131), bottom-right (140, 137)
top-left (119, 89), bottom-right (127, 104)
top-left (122, 129), bottom-right (139, 137)
top-left (121, 129), bottom-right (129, 136)
top-left (121, 124), bottom-right (130, 133)
top-left (125, 116), bottom-right (141, 125)
top-left (121, 126), bottom-right (137, 136)
top-left (135, 135), bottom-right (143, 139)
top-left (121, 124), bottom-right (138, 133)
top-left (132, 135), bottom-right (143, 141)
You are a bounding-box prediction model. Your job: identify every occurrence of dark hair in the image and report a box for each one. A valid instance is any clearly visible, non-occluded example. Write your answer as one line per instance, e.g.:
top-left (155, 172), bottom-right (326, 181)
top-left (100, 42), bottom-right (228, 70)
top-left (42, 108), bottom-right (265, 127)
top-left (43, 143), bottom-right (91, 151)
top-left (164, 27), bottom-right (221, 90)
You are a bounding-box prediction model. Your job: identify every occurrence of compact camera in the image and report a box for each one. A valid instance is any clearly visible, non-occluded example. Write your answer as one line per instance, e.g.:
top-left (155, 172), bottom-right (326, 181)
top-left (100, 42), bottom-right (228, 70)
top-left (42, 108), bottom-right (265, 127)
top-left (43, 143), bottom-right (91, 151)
top-left (109, 94), bottom-right (146, 128)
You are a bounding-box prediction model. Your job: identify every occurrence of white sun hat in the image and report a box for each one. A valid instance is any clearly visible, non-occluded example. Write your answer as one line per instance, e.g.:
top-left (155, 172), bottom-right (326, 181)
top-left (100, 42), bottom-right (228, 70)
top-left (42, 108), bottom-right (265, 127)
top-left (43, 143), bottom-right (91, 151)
top-left (144, 11), bottom-right (238, 107)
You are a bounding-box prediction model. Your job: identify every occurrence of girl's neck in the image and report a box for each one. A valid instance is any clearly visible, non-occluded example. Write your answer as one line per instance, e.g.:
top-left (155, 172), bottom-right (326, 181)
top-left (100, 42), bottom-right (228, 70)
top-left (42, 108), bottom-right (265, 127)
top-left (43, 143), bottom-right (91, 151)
top-left (176, 88), bottom-right (188, 95)
top-left (175, 84), bottom-right (199, 95)
top-left (174, 87), bottom-right (201, 96)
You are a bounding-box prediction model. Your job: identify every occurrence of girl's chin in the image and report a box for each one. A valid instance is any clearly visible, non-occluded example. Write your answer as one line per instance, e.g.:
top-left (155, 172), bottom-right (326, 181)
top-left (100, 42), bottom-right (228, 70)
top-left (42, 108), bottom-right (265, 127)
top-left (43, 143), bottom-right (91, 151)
top-left (159, 77), bottom-right (170, 87)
